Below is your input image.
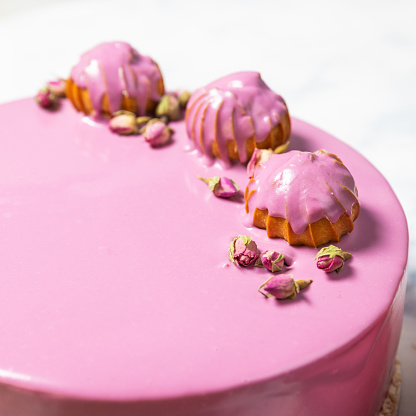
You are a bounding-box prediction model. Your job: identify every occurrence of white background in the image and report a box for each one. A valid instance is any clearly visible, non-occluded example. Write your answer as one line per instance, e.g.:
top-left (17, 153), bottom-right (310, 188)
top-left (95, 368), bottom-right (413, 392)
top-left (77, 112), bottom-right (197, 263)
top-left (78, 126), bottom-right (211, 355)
top-left (0, 0), bottom-right (415, 414)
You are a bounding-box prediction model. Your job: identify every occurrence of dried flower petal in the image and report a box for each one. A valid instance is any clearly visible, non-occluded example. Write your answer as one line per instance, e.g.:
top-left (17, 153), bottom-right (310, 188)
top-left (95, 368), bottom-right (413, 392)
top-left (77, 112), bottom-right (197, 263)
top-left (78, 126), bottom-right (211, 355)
top-left (143, 120), bottom-right (172, 147)
top-left (198, 176), bottom-right (239, 198)
top-left (35, 87), bottom-right (58, 109)
top-left (109, 112), bottom-right (139, 135)
top-left (315, 245), bottom-right (352, 273)
top-left (229, 235), bottom-right (259, 267)
top-left (258, 274), bottom-right (312, 299)
top-left (156, 94), bottom-right (181, 121)
top-left (247, 148), bottom-right (273, 177)
top-left (259, 250), bottom-right (285, 272)
top-left (136, 116), bottom-right (152, 128)
top-left (177, 89), bottom-right (192, 108)
top-left (273, 140), bottom-right (290, 154)
top-left (47, 79), bottom-right (66, 98)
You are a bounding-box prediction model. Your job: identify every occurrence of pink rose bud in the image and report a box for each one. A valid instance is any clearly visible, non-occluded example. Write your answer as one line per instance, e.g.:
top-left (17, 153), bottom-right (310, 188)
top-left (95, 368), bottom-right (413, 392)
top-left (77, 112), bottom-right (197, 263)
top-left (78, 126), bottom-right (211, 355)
top-left (143, 120), bottom-right (172, 147)
top-left (259, 250), bottom-right (285, 272)
top-left (229, 235), bottom-right (259, 267)
top-left (35, 87), bottom-right (58, 109)
top-left (156, 93), bottom-right (181, 121)
top-left (109, 112), bottom-right (139, 135)
top-left (198, 176), bottom-right (239, 198)
top-left (258, 274), bottom-right (312, 300)
top-left (315, 245), bottom-right (352, 273)
top-left (247, 148), bottom-right (273, 177)
top-left (47, 79), bottom-right (66, 97)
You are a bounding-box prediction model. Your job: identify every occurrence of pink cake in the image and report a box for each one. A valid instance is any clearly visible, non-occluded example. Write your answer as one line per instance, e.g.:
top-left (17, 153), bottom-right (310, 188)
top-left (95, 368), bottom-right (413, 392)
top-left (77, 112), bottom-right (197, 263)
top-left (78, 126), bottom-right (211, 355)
top-left (0, 67), bottom-right (408, 414)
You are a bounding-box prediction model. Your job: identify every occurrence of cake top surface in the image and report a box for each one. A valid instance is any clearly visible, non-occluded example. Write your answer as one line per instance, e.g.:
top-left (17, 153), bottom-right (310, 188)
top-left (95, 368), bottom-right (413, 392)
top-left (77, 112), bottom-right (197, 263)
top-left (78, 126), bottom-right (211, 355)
top-left (185, 71), bottom-right (288, 164)
top-left (0, 98), bottom-right (408, 400)
top-left (70, 41), bottom-right (163, 116)
top-left (245, 149), bottom-right (359, 234)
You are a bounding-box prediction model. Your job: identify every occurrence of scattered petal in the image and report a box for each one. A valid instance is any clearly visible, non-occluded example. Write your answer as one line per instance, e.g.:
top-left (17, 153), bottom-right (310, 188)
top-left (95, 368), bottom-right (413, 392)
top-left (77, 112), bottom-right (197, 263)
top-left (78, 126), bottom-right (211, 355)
top-left (143, 120), bottom-right (172, 147)
top-left (258, 274), bottom-right (312, 299)
top-left (259, 250), bottom-right (285, 273)
top-left (198, 176), bottom-right (239, 198)
top-left (109, 112), bottom-right (139, 135)
top-left (156, 93), bottom-right (181, 121)
top-left (229, 235), bottom-right (259, 267)
top-left (35, 87), bottom-right (58, 109)
top-left (315, 245), bottom-right (352, 273)
top-left (247, 148), bottom-right (273, 177)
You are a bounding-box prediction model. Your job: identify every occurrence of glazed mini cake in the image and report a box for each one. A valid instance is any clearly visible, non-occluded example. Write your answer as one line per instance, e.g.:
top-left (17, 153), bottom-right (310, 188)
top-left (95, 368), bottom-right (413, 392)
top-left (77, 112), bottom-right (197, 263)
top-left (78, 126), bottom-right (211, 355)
top-left (66, 41), bottom-right (164, 118)
top-left (245, 150), bottom-right (360, 247)
top-left (185, 71), bottom-right (290, 165)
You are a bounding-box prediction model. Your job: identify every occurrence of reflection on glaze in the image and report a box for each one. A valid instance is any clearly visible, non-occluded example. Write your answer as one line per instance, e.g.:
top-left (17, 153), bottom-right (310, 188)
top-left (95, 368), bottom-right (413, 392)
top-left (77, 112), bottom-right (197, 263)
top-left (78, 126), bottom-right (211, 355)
top-left (245, 150), bottom-right (360, 234)
top-left (185, 72), bottom-right (290, 165)
top-left (70, 41), bottom-right (163, 117)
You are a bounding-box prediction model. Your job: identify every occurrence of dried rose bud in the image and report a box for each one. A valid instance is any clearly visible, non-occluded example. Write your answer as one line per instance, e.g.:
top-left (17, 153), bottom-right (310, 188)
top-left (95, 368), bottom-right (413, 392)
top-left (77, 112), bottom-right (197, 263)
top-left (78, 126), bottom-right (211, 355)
top-left (258, 274), bottom-right (312, 300)
top-left (229, 235), bottom-right (259, 267)
top-left (198, 176), bottom-right (239, 198)
top-left (258, 250), bottom-right (285, 273)
top-left (156, 93), bottom-right (181, 121)
top-left (177, 89), bottom-right (192, 108)
top-left (247, 148), bottom-right (273, 177)
top-left (47, 79), bottom-right (66, 97)
top-left (273, 140), bottom-right (290, 155)
top-left (136, 116), bottom-right (152, 129)
top-left (143, 120), bottom-right (172, 147)
top-left (315, 245), bottom-right (352, 273)
top-left (109, 111), bottom-right (139, 135)
top-left (35, 87), bottom-right (58, 109)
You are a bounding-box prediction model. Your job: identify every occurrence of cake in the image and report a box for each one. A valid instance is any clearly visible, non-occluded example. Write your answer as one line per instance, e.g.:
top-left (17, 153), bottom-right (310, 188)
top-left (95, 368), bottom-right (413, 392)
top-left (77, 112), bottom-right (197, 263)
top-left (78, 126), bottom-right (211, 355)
top-left (185, 71), bottom-right (291, 166)
top-left (245, 150), bottom-right (360, 247)
top-left (0, 63), bottom-right (408, 415)
top-left (66, 41), bottom-right (164, 118)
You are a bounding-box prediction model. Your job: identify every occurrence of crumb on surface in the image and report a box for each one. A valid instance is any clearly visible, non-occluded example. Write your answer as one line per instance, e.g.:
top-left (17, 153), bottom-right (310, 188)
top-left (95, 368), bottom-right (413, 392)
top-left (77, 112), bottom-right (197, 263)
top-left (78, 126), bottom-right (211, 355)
top-left (378, 360), bottom-right (401, 416)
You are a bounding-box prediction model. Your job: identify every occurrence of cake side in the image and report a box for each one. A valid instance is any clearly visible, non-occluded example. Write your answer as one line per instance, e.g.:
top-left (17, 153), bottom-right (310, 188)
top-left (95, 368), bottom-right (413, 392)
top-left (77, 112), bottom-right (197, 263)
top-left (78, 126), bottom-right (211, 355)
top-left (0, 271), bottom-right (406, 416)
top-left (0, 99), bottom-right (408, 415)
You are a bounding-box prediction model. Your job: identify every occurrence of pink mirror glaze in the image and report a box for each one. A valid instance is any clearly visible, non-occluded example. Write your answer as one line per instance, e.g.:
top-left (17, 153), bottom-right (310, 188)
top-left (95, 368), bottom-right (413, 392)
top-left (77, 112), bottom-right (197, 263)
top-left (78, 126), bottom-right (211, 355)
top-left (245, 150), bottom-right (360, 234)
top-left (0, 98), bottom-right (408, 416)
top-left (70, 41), bottom-right (163, 117)
top-left (185, 71), bottom-right (289, 165)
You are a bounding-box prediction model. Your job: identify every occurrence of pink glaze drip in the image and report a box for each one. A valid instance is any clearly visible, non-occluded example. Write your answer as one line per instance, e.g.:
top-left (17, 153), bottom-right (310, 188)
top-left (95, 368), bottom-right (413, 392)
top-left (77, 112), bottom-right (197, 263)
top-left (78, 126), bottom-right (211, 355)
top-left (185, 72), bottom-right (288, 164)
top-left (0, 98), bottom-right (408, 416)
top-left (70, 42), bottom-right (163, 117)
top-left (246, 150), bottom-right (359, 234)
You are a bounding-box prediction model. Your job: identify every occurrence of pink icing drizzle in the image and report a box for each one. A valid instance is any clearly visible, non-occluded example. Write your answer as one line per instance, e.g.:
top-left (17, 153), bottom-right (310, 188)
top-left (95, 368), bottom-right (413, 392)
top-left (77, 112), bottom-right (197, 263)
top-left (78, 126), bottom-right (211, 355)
top-left (246, 150), bottom-right (359, 234)
top-left (185, 72), bottom-right (288, 164)
top-left (70, 41), bottom-right (163, 117)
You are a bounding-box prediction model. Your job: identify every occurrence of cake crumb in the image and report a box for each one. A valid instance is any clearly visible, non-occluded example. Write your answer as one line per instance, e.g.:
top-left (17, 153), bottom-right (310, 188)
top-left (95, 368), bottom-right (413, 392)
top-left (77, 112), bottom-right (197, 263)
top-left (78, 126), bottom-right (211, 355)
top-left (378, 360), bottom-right (401, 416)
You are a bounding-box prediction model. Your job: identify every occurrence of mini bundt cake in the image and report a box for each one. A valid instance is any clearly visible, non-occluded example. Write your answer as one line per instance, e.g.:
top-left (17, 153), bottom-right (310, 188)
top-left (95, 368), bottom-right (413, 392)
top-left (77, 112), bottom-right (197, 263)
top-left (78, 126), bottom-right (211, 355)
top-left (66, 41), bottom-right (164, 118)
top-left (244, 150), bottom-right (360, 247)
top-left (185, 71), bottom-right (290, 166)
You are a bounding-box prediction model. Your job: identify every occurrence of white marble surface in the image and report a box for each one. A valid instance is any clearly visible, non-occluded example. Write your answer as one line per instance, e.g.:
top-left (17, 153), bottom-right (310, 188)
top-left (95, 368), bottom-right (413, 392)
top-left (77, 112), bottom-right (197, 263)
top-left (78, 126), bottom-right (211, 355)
top-left (0, 0), bottom-right (415, 414)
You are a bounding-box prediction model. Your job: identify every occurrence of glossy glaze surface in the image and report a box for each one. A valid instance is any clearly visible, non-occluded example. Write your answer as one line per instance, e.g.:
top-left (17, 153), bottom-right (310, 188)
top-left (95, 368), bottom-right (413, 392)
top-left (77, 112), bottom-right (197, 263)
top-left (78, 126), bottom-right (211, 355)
top-left (70, 41), bottom-right (163, 116)
top-left (185, 72), bottom-right (289, 164)
top-left (245, 150), bottom-right (359, 234)
top-left (0, 98), bottom-right (408, 415)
